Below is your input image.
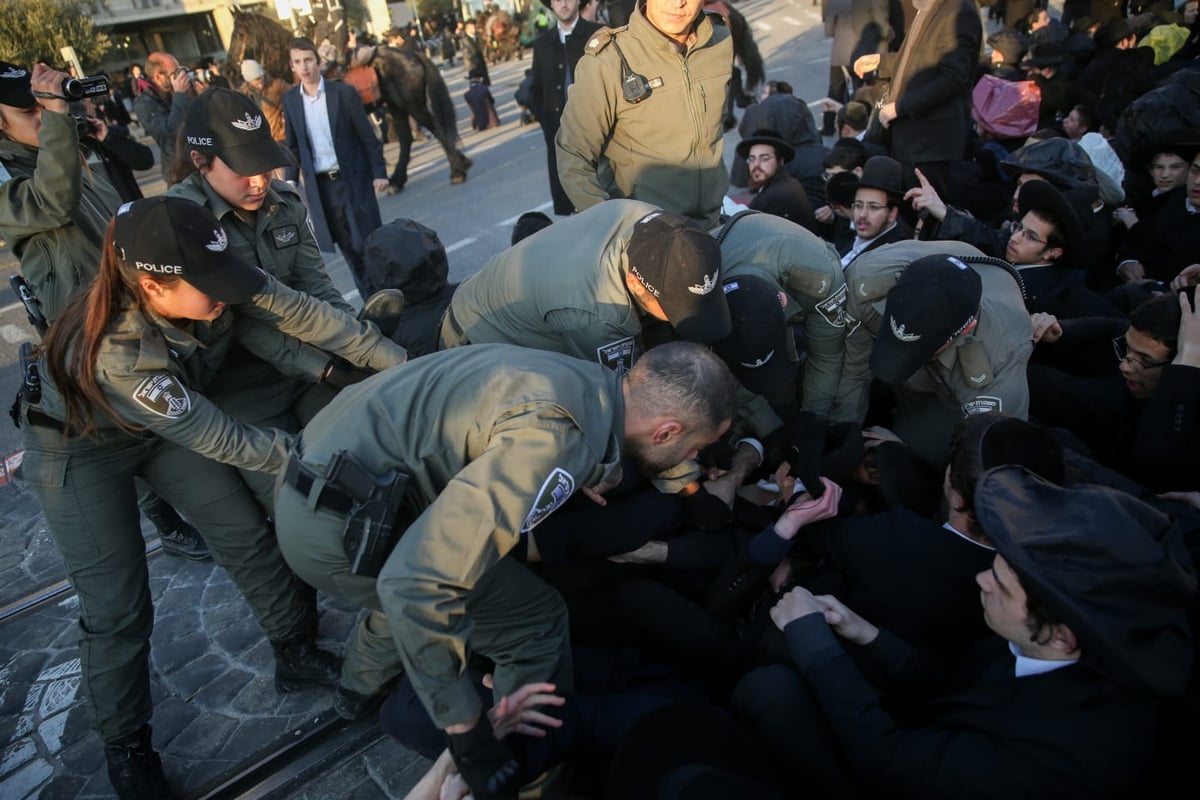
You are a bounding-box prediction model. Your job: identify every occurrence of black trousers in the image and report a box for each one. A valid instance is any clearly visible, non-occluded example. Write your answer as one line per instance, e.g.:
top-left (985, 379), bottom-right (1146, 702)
top-left (316, 172), bottom-right (372, 296)
top-left (540, 118), bottom-right (574, 216)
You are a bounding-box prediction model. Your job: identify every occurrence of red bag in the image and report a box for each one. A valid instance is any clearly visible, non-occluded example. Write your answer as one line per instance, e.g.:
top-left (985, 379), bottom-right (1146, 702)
top-left (972, 74), bottom-right (1041, 140)
top-left (344, 65), bottom-right (381, 107)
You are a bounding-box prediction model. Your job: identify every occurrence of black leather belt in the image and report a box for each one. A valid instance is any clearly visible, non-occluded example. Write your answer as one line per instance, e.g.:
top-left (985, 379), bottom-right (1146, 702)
top-left (283, 456), bottom-right (355, 514)
top-left (316, 168), bottom-right (341, 181)
top-left (25, 407), bottom-right (72, 435)
top-left (443, 304), bottom-right (467, 344)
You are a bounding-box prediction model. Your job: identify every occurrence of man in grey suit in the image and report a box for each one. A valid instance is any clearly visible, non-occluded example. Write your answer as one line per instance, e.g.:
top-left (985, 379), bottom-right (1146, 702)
top-left (282, 37), bottom-right (389, 297)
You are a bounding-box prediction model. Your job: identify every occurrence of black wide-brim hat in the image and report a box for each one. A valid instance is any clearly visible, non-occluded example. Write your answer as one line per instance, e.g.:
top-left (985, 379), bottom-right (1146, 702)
top-left (736, 128), bottom-right (795, 163)
top-left (1016, 179), bottom-right (1085, 270)
top-left (1129, 130), bottom-right (1200, 173)
top-left (975, 466), bottom-right (1197, 697)
top-left (1022, 42), bottom-right (1071, 67)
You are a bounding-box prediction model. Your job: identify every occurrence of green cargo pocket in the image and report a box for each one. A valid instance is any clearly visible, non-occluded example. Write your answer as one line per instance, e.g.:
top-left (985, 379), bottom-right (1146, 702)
top-left (16, 449), bottom-right (69, 489)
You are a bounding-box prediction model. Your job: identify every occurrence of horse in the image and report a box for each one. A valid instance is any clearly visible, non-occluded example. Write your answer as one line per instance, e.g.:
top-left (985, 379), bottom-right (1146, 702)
top-left (350, 45), bottom-right (473, 190)
top-left (225, 8), bottom-right (296, 84)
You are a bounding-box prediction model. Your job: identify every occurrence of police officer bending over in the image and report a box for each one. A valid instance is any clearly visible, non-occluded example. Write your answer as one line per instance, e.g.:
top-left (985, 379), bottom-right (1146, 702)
top-left (273, 341), bottom-right (738, 799)
top-left (19, 197), bottom-right (407, 799)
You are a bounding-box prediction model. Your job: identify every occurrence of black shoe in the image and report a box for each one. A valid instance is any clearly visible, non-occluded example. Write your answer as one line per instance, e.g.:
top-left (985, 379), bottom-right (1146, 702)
top-left (272, 637), bottom-right (341, 692)
top-left (157, 522), bottom-right (212, 561)
top-left (105, 725), bottom-right (173, 800)
top-left (333, 684), bottom-right (383, 721)
top-left (359, 288), bottom-right (406, 337)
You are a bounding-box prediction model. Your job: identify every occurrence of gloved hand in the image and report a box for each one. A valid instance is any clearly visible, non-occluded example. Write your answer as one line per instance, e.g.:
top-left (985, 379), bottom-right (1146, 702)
top-left (763, 410), bottom-right (827, 499)
top-left (447, 713), bottom-right (523, 799)
top-left (321, 358), bottom-right (374, 390)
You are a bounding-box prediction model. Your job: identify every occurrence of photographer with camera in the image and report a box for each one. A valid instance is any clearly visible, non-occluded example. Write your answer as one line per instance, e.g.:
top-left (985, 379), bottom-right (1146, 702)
top-left (77, 95), bottom-right (153, 202)
top-left (132, 51), bottom-right (194, 182)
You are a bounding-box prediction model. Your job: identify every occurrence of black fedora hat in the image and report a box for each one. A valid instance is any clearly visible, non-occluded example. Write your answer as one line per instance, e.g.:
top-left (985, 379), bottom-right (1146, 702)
top-left (975, 466), bottom-right (1197, 697)
top-left (825, 171), bottom-right (859, 207)
top-left (1016, 179), bottom-right (1085, 270)
top-left (850, 155), bottom-right (904, 199)
top-left (735, 129), bottom-right (795, 163)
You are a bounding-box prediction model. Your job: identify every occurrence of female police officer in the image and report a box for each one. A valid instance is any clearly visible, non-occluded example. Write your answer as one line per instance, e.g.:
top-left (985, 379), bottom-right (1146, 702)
top-left (17, 196), bottom-right (407, 799)
top-left (166, 86), bottom-right (373, 513)
top-left (0, 59), bottom-right (211, 559)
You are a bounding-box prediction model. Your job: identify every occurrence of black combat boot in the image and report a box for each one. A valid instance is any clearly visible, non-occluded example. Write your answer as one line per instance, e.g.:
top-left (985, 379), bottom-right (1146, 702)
top-left (105, 725), bottom-right (173, 800)
top-left (139, 494), bottom-right (211, 561)
top-left (333, 684), bottom-right (383, 721)
top-left (272, 636), bottom-right (341, 693)
top-left (358, 288), bottom-right (406, 339)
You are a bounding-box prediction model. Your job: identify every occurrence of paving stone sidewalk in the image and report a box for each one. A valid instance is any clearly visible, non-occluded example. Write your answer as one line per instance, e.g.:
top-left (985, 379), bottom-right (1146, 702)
top-left (0, 479), bottom-right (432, 799)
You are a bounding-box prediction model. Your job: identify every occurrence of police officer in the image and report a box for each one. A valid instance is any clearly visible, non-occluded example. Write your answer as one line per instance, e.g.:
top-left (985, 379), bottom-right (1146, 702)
top-left (0, 60), bottom-right (210, 559)
top-left (166, 87), bottom-right (401, 512)
top-left (715, 211), bottom-right (848, 418)
top-left (19, 197), bottom-right (407, 799)
top-left (555, 0), bottom-right (732, 228)
top-left (440, 200), bottom-right (731, 372)
top-left (273, 341), bottom-right (738, 799)
top-left (834, 242), bottom-right (1033, 467)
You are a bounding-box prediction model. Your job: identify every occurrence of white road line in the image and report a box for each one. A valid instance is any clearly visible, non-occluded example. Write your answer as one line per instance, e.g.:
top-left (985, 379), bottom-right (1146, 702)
top-left (497, 202), bottom-right (553, 228)
top-left (0, 300), bottom-right (24, 316)
top-left (445, 237), bottom-right (478, 254)
top-left (753, 21), bottom-right (773, 31)
top-left (344, 288), bottom-right (361, 304)
top-left (782, 16), bottom-right (803, 26)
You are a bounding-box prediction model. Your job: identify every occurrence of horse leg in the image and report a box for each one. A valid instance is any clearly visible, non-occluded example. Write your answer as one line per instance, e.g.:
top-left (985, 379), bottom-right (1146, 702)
top-left (388, 108), bottom-right (414, 192)
top-left (411, 105), bottom-right (471, 184)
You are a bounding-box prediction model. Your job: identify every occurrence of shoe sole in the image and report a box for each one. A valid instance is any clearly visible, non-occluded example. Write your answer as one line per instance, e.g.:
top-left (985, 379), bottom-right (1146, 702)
top-left (158, 546), bottom-right (213, 562)
top-left (275, 676), bottom-right (338, 693)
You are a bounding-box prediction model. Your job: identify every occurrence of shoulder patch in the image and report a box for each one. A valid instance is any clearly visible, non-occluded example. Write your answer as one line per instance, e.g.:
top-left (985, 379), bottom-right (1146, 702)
top-left (784, 266), bottom-right (833, 300)
top-left (814, 283), bottom-right (849, 327)
top-left (584, 27), bottom-right (624, 55)
top-left (596, 336), bottom-right (637, 374)
top-left (521, 468), bottom-right (576, 533)
top-left (132, 374), bottom-right (191, 419)
top-left (272, 224), bottom-right (299, 249)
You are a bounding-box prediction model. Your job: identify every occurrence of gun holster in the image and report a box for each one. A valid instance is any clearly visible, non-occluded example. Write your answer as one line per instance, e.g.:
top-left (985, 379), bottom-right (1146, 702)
top-left (324, 450), bottom-right (412, 579)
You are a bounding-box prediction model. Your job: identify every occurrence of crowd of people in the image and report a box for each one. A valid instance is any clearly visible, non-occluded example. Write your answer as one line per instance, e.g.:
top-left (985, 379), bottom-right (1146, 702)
top-left (1, 0), bottom-right (1199, 798)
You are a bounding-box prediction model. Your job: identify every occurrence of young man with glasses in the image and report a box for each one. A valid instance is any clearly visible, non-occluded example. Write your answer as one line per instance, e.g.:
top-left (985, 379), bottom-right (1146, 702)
top-left (1028, 290), bottom-right (1200, 490)
top-left (735, 128), bottom-right (817, 232)
top-left (839, 155), bottom-right (911, 268)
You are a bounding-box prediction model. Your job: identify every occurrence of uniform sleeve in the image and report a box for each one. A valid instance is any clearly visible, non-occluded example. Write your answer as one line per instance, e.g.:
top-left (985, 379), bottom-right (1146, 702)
top-left (377, 410), bottom-right (603, 728)
top-left (0, 112), bottom-right (84, 235)
top-left (798, 277), bottom-right (849, 418)
top-left (238, 275), bottom-right (407, 371)
top-left (555, 49), bottom-right (620, 213)
top-left (275, 185), bottom-right (355, 314)
top-left (955, 338), bottom-right (1031, 421)
top-left (233, 316), bottom-right (334, 380)
top-left (543, 307), bottom-right (635, 365)
top-left (831, 318), bottom-right (876, 424)
top-left (97, 363), bottom-right (292, 473)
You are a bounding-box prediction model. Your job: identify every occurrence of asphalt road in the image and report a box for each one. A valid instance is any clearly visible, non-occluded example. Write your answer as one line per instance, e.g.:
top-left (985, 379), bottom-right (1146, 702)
top-left (0, 0), bottom-right (834, 466)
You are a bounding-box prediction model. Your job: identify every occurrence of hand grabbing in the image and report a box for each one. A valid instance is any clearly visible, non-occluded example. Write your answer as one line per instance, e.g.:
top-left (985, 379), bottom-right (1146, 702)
top-left (772, 477), bottom-right (842, 539)
top-left (1030, 312), bottom-right (1062, 343)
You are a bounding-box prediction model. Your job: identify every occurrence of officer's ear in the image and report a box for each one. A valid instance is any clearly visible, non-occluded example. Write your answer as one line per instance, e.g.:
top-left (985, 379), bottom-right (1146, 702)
top-left (651, 419), bottom-right (684, 445)
top-left (138, 273), bottom-right (172, 300)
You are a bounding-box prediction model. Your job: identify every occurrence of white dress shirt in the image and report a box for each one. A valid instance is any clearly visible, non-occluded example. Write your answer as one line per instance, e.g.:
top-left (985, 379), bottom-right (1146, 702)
top-left (300, 77), bottom-right (338, 174)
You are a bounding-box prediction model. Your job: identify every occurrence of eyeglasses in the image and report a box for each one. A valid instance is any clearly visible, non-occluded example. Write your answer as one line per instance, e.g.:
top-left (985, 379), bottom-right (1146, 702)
top-left (851, 201), bottom-right (889, 213)
top-left (1011, 220), bottom-right (1048, 246)
top-left (1112, 337), bottom-right (1170, 370)
top-left (746, 154), bottom-right (776, 164)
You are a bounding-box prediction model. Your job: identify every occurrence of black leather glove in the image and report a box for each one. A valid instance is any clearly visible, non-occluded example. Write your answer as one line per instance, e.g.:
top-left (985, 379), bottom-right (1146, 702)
top-left (447, 713), bottom-right (523, 799)
top-left (320, 358), bottom-right (374, 390)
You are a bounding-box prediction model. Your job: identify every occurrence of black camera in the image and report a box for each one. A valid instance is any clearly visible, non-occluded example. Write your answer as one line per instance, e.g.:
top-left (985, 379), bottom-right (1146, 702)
top-left (61, 75), bottom-right (109, 101)
top-left (71, 113), bottom-right (94, 140)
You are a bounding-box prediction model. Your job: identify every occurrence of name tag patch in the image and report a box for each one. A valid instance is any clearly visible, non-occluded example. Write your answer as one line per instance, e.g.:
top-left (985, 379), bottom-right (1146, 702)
top-left (962, 396), bottom-right (1002, 416)
top-left (596, 336), bottom-right (636, 374)
top-left (272, 224), bottom-right (299, 248)
top-left (521, 468), bottom-right (575, 533)
top-left (132, 374), bottom-right (191, 419)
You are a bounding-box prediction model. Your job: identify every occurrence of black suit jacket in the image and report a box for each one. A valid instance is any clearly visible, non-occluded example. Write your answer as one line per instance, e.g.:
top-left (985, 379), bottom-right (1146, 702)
top-left (751, 171), bottom-right (818, 233)
top-left (883, 0), bottom-right (982, 165)
top-left (529, 19), bottom-right (603, 136)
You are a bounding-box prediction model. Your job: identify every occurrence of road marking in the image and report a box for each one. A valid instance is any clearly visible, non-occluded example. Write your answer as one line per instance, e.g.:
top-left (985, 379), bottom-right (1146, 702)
top-left (497, 202), bottom-right (553, 228)
top-left (343, 288), bottom-right (362, 305)
top-left (0, 300), bottom-right (24, 315)
top-left (1, 323), bottom-right (29, 343)
top-left (753, 21), bottom-right (773, 31)
top-left (446, 237), bottom-right (478, 254)
top-left (782, 16), bottom-right (803, 26)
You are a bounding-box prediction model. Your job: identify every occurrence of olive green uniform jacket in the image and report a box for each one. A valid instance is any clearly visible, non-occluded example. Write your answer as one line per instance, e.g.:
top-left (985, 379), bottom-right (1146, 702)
top-left (834, 240), bottom-right (1032, 466)
top-left (0, 110), bottom-right (121, 322)
top-left (555, 9), bottom-right (733, 229)
top-left (34, 275), bottom-right (407, 475)
top-left (277, 345), bottom-right (625, 727)
top-left (718, 212), bottom-right (849, 419)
